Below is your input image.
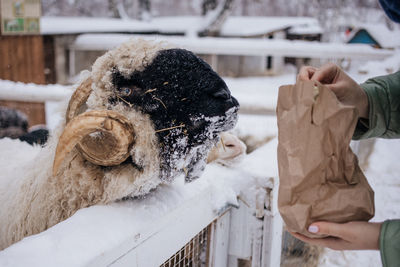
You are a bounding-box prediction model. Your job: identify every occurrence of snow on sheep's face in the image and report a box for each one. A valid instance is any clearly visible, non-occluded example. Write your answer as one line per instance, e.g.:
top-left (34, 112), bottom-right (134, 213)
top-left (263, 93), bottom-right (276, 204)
top-left (111, 48), bottom-right (240, 182)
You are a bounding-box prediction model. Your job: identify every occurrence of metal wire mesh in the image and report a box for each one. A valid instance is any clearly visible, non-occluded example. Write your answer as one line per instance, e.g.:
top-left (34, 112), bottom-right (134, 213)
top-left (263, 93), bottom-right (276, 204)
top-left (160, 225), bottom-right (210, 267)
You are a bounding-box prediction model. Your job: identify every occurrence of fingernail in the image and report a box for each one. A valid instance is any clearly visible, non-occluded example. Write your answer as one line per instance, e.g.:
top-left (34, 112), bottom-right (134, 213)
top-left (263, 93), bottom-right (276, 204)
top-left (308, 225), bottom-right (319, 233)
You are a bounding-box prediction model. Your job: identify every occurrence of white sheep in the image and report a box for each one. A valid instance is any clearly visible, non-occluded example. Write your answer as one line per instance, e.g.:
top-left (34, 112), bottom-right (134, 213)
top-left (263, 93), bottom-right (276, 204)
top-left (207, 132), bottom-right (246, 166)
top-left (0, 39), bottom-right (240, 250)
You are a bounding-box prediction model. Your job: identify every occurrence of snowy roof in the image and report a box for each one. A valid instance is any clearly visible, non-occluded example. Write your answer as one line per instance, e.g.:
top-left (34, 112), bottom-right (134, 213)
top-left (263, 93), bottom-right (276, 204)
top-left (40, 16), bottom-right (156, 35)
top-left (220, 16), bottom-right (321, 37)
top-left (40, 15), bottom-right (321, 37)
top-left (347, 23), bottom-right (400, 48)
top-left (287, 23), bottom-right (323, 35)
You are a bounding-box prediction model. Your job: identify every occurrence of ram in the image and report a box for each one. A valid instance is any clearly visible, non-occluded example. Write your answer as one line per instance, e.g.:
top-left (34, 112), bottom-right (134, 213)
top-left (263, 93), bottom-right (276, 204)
top-left (0, 39), bottom-right (239, 250)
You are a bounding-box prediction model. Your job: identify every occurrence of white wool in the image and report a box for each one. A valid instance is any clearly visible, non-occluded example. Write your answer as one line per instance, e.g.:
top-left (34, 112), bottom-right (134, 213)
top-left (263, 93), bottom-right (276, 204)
top-left (0, 39), bottom-right (167, 250)
top-left (0, 101), bottom-right (161, 250)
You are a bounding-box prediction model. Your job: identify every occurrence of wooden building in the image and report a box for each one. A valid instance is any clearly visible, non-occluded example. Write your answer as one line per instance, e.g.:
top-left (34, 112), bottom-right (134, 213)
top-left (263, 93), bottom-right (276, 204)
top-left (0, 0), bottom-right (47, 127)
top-left (346, 24), bottom-right (400, 50)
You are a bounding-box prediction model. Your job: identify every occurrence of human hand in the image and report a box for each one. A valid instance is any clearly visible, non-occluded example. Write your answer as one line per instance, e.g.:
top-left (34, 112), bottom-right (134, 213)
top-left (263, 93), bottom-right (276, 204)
top-left (290, 221), bottom-right (382, 250)
top-left (297, 63), bottom-right (369, 119)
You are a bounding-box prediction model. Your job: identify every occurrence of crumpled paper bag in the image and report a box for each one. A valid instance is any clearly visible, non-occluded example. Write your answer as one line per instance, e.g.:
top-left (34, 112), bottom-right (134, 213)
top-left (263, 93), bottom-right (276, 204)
top-left (277, 81), bottom-right (375, 238)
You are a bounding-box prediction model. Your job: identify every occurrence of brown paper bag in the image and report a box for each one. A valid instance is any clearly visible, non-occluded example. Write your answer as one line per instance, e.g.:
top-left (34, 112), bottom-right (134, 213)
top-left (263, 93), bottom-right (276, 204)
top-left (277, 81), bottom-right (374, 238)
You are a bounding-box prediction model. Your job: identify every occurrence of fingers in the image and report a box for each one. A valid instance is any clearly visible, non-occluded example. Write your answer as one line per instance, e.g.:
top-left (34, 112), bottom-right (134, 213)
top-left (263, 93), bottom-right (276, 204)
top-left (297, 66), bottom-right (317, 81)
top-left (289, 231), bottom-right (352, 250)
top-left (308, 221), bottom-right (350, 239)
top-left (297, 63), bottom-right (340, 84)
top-left (290, 221), bottom-right (382, 251)
top-left (311, 63), bottom-right (339, 84)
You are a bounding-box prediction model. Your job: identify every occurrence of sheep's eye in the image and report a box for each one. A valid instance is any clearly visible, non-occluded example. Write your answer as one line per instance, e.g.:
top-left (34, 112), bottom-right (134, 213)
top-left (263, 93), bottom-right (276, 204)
top-left (120, 87), bottom-right (133, 97)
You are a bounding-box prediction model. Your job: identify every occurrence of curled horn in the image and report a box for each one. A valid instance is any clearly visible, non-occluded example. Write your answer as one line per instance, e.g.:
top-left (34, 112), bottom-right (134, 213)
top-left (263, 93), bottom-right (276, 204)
top-left (53, 78), bottom-right (135, 176)
top-left (53, 110), bottom-right (135, 176)
top-left (66, 77), bottom-right (93, 123)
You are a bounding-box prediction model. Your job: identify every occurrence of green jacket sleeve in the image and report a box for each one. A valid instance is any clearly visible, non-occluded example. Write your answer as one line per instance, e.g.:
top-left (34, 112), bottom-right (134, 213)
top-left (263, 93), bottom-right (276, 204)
top-left (353, 71), bottom-right (400, 140)
top-left (380, 220), bottom-right (400, 267)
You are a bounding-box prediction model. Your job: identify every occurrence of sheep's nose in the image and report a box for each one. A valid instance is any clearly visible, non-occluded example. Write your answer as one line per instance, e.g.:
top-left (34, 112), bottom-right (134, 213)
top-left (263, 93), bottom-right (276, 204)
top-left (223, 95), bottom-right (239, 112)
top-left (231, 96), bottom-right (239, 107)
top-left (212, 90), bottom-right (230, 100)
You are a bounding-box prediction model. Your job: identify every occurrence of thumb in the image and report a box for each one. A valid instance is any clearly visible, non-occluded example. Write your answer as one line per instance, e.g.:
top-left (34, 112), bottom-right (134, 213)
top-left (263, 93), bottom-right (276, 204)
top-left (311, 64), bottom-right (339, 84)
top-left (324, 83), bottom-right (346, 102)
top-left (308, 222), bottom-right (347, 238)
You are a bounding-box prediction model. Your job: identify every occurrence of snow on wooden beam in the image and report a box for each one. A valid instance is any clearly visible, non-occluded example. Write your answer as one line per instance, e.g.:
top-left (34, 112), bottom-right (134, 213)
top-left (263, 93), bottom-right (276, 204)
top-left (71, 34), bottom-right (394, 60)
top-left (0, 79), bottom-right (71, 103)
top-left (86, 185), bottom-right (228, 267)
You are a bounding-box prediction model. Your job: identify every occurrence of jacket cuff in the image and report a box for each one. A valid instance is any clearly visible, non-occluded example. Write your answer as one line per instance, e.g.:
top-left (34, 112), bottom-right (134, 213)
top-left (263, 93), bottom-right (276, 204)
top-left (353, 82), bottom-right (389, 140)
top-left (379, 220), bottom-right (400, 267)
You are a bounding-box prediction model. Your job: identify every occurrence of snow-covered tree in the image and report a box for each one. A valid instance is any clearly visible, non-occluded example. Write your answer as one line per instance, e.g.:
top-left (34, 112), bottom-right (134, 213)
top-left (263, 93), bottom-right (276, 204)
top-left (138, 0), bottom-right (151, 21)
top-left (199, 0), bottom-right (237, 36)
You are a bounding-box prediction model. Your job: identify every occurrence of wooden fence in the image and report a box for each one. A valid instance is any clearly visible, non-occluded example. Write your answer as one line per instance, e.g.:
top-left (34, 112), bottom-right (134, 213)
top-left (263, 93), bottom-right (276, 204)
top-left (0, 35), bottom-right (46, 126)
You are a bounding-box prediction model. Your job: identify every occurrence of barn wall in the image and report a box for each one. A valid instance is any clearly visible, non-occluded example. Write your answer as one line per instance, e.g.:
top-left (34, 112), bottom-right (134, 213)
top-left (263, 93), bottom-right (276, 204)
top-left (0, 35), bottom-right (46, 127)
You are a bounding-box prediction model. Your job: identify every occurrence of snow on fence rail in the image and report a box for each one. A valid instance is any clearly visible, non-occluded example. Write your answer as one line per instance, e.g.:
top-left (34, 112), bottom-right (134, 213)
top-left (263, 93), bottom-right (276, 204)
top-left (0, 138), bottom-right (282, 267)
top-left (0, 79), bottom-right (72, 103)
top-left (71, 34), bottom-right (394, 60)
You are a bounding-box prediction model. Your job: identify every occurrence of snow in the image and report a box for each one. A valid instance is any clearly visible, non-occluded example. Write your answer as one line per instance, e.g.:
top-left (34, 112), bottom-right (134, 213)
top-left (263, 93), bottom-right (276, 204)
top-left (220, 16), bottom-right (321, 37)
top-left (40, 16), bottom-right (156, 35)
top-left (0, 79), bottom-right (72, 131)
top-left (357, 50), bottom-right (400, 75)
top-left (225, 73), bottom-right (296, 113)
top-left (40, 16), bottom-right (321, 37)
top-left (288, 24), bottom-right (323, 35)
top-left (71, 33), bottom-right (394, 60)
top-left (347, 23), bottom-right (400, 49)
top-left (0, 136), bottom-right (278, 267)
top-left (0, 79), bottom-right (71, 103)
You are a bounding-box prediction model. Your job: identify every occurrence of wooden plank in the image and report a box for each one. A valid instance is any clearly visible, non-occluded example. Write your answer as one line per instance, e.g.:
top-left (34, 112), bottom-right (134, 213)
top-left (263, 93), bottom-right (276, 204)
top-left (0, 35), bottom-right (45, 83)
top-left (24, 36), bottom-right (32, 82)
top-left (31, 35), bottom-right (45, 84)
top-left (0, 35), bottom-right (46, 127)
top-left (208, 210), bottom-right (231, 267)
top-left (228, 199), bottom-right (254, 260)
top-left (0, 100), bottom-right (45, 127)
top-left (25, 35), bottom-right (35, 83)
top-left (17, 36), bottom-right (27, 82)
top-left (261, 178), bottom-right (283, 267)
top-left (0, 36), bottom-right (12, 80)
top-left (86, 185), bottom-right (223, 267)
top-left (43, 36), bottom-right (56, 84)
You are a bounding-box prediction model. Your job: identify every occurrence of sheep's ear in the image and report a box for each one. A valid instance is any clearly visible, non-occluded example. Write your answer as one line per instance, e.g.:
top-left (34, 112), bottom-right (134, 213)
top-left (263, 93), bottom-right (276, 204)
top-left (66, 77), bottom-right (93, 123)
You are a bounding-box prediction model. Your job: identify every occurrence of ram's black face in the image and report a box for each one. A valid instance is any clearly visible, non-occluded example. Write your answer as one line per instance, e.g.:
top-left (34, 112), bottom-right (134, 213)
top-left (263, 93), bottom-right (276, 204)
top-left (111, 48), bottom-right (239, 182)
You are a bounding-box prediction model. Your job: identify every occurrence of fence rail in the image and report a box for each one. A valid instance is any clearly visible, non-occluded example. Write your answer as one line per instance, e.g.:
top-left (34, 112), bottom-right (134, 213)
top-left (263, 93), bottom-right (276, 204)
top-left (0, 79), bottom-right (71, 103)
top-left (71, 34), bottom-right (394, 60)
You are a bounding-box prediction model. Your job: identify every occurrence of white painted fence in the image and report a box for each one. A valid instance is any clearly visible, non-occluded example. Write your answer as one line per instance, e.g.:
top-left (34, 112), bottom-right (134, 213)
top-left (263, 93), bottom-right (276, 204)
top-left (85, 178), bottom-right (282, 267)
top-left (71, 34), bottom-right (394, 60)
top-left (68, 33), bottom-right (394, 83)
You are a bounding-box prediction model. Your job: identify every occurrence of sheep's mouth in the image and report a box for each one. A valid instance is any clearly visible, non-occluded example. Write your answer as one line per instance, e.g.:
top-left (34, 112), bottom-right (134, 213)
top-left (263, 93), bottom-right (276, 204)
top-left (208, 106), bottom-right (239, 132)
